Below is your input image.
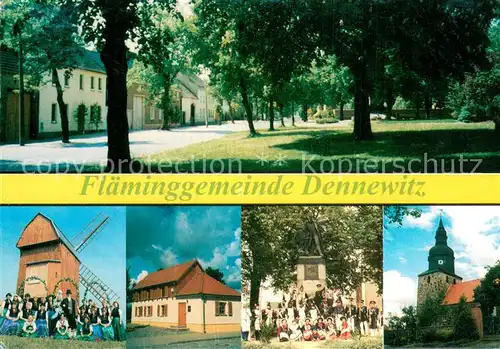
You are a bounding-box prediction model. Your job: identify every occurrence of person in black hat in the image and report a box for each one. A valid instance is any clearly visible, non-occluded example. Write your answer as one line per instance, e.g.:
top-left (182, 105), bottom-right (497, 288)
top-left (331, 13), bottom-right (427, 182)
top-left (61, 289), bottom-right (77, 336)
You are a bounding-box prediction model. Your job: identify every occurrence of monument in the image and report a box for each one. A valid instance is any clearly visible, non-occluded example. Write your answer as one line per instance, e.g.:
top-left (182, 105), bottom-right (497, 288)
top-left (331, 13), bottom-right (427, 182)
top-left (295, 220), bottom-right (326, 296)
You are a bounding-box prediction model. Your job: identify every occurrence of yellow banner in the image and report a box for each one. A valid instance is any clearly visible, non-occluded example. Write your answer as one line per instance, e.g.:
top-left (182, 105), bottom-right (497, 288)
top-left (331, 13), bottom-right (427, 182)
top-left (1, 174), bottom-right (499, 205)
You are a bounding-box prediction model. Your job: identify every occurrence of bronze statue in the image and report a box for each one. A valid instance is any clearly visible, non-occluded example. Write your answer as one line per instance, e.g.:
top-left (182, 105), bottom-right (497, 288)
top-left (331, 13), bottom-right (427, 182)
top-left (295, 219), bottom-right (324, 256)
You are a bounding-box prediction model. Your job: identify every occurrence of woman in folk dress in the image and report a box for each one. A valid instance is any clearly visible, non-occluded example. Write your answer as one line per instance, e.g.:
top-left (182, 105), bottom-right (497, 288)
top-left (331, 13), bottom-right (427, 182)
top-left (326, 317), bottom-right (337, 339)
top-left (35, 302), bottom-right (49, 338)
top-left (77, 316), bottom-right (94, 341)
top-left (0, 302), bottom-right (21, 335)
top-left (339, 317), bottom-right (352, 340)
top-left (100, 307), bottom-right (114, 341)
top-left (111, 301), bottom-right (124, 341)
top-left (289, 319), bottom-right (303, 341)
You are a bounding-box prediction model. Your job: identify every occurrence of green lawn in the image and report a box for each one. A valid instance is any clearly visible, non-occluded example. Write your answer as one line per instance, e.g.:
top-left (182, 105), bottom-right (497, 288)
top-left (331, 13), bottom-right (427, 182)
top-left (141, 120), bottom-right (500, 173)
top-left (242, 336), bottom-right (382, 349)
top-left (0, 336), bottom-right (125, 349)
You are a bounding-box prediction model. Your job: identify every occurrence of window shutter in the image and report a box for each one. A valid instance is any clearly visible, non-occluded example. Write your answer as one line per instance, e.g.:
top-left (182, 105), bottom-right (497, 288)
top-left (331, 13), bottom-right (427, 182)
top-left (215, 301), bottom-right (219, 316)
top-left (166, 304), bottom-right (168, 317)
top-left (157, 305), bottom-right (160, 317)
top-left (228, 302), bottom-right (233, 316)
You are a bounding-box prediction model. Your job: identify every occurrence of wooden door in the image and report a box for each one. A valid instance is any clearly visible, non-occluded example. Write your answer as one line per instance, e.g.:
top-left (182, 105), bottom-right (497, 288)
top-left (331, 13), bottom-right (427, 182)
top-left (6, 91), bottom-right (31, 143)
top-left (178, 302), bottom-right (186, 327)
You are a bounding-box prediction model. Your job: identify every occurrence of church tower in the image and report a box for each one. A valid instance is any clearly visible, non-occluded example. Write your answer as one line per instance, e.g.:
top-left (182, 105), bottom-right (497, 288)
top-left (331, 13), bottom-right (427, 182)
top-left (417, 216), bottom-right (462, 305)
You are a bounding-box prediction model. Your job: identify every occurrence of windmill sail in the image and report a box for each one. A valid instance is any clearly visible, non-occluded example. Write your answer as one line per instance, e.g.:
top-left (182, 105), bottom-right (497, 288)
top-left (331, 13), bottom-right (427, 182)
top-left (75, 215), bottom-right (110, 253)
top-left (80, 262), bottom-right (120, 305)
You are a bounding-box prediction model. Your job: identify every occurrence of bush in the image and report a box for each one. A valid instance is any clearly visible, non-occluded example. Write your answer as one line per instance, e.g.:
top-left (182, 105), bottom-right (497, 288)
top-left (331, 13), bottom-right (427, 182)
top-left (420, 327), bottom-right (438, 343)
top-left (316, 118), bottom-right (339, 124)
top-left (89, 103), bottom-right (103, 131)
top-left (435, 329), bottom-right (454, 342)
top-left (258, 321), bottom-right (275, 343)
top-left (73, 103), bottom-right (88, 133)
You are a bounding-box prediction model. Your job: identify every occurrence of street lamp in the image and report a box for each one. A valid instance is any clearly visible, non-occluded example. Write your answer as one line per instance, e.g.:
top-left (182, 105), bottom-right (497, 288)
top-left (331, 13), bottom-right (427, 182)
top-left (13, 19), bottom-right (25, 146)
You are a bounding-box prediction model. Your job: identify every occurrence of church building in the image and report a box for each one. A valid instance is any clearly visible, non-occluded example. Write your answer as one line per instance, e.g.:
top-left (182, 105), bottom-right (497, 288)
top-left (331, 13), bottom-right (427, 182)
top-left (417, 216), bottom-right (484, 337)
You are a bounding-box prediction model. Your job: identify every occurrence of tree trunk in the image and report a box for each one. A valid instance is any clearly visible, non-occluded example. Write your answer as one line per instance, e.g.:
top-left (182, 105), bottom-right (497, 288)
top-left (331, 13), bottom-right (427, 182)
top-left (240, 77), bottom-right (257, 136)
top-left (249, 276), bottom-right (261, 322)
top-left (424, 93), bottom-right (431, 120)
top-left (339, 102), bottom-right (345, 121)
top-left (386, 89), bottom-right (395, 120)
top-left (353, 63), bottom-right (372, 140)
top-left (291, 101), bottom-right (295, 126)
top-left (100, 19), bottom-right (131, 172)
top-left (226, 98), bottom-right (235, 124)
top-left (279, 104), bottom-right (285, 127)
top-left (269, 95), bottom-right (275, 131)
top-left (161, 80), bottom-right (171, 131)
top-left (302, 104), bottom-right (308, 121)
top-left (52, 69), bottom-right (70, 143)
top-left (494, 117), bottom-right (500, 134)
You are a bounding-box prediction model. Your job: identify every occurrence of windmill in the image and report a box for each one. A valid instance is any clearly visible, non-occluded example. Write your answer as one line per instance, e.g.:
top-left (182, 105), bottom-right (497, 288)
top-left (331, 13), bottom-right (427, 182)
top-left (70, 212), bottom-right (120, 305)
top-left (16, 212), bottom-right (119, 307)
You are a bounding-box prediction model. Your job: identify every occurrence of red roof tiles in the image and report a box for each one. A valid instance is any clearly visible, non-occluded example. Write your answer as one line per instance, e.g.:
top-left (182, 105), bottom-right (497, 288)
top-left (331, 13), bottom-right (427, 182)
top-left (134, 260), bottom-right (198, 290)
top-left (177, 272), bottom-right (241, 297)
top-left (442, 279), bottom-right (481, 305)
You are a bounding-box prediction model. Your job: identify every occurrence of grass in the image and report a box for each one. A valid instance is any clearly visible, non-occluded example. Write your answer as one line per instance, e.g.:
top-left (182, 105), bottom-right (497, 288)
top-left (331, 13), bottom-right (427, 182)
top-left (141, 120), bottom-right (500, 173)
top-left (386, 339), bottom-right (500, 348)
top-left (0, 335), bottom-right (125, 349)
top-left (242, 336), bottom-right (382, 349)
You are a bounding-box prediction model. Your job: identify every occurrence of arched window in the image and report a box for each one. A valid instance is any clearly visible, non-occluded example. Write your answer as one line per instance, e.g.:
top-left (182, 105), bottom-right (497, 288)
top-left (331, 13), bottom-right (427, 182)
top-left (427, 276), bottom-right (430, 283)
top-left (446, 276), bottom-right (449, 282)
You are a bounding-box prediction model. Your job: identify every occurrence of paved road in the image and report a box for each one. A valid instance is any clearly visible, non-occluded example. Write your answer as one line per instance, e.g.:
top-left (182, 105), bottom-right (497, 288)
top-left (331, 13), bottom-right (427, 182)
top-left (0, 119), bottom-right (347, 173)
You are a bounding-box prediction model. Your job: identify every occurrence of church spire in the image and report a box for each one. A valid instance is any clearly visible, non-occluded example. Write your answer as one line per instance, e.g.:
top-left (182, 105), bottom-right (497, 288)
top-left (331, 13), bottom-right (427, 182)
top-left (435, 213), bottom-right (448, 245)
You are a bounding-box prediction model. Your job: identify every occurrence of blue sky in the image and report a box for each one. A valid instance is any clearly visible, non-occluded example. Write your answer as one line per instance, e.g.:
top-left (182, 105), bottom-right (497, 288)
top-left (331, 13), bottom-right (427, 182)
top-left (384, 205), bottom-right (500, 316)
top-left (0, 206), bottom-right (126, 314)
top-left (127, 206), bottom-right (242, 291)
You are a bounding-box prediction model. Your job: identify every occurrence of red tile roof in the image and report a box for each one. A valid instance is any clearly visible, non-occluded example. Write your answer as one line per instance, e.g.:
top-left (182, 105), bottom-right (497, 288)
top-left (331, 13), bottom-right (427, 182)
top-left (442, 279), bottom-right (481, 305)
top-left (177, 272), bottom-right (241, 297)
top-left (134, 260), bottom-right (198, 290)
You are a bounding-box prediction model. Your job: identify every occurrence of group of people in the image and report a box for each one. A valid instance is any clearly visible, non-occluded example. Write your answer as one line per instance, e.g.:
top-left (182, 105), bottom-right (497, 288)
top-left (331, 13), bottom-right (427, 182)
top-left (0, 289), bottom-right (124, 342)
top-left (243, 284), bottom-right (383, 342)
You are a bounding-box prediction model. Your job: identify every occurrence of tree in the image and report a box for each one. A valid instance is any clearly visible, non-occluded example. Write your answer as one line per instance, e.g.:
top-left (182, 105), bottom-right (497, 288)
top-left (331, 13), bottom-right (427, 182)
top-left (205, 267), bottom-right (225, 284)
top-left (73, 0), bottom-right (177, 171)
top-left (133, 7), bottom-right (195, 130)
top-left (242, 206), bottom-right (383, 312)
top-left (194, 0), bottom-right (263, 136)
top-left (474, 260), bottom-right (500, 317)
top-left (417, 289), bottom-right (448, 328)
top-left (1, 0), bottom-right (84, 143)
top-left (453, 296), bottom-right (479, 341)
top-left (384, 206), bottom-right (422, 226)
top-left (314, 0), bottom-right (495, 140)
top-left (126, 265), bottom-right (135, 303)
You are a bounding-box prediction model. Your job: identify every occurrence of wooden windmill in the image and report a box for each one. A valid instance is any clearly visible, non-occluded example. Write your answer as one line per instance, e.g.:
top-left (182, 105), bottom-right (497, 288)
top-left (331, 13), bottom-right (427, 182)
top-left (16, 213), bottom-right (119, 305)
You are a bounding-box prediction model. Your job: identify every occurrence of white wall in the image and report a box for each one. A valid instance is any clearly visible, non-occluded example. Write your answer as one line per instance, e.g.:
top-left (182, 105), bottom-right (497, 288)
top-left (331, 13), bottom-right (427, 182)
top-left (38, 68), bottom-right (107, 134)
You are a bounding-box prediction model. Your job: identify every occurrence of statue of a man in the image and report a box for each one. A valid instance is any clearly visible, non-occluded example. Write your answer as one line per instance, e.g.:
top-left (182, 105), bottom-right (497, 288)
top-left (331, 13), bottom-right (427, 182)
top-left (296, 220), bottom-right (324, 256)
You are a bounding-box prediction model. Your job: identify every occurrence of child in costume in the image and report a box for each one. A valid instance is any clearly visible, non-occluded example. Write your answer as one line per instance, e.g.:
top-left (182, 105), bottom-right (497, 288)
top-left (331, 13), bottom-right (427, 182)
top-left (315, 317), bottom-right (327, 340)
top-left (326, 317), bottom-right (337, 339)
top-left (303, 318), bottom-right (314, 341)
top-left (21, 315), bottom-right (37, 338)
top-left (289, 319), bottom-right (303, 341)
top-left (277, 319), bottom-right (290, 342)
top-left (54, 314), bottom-right (70, 340)
top-left (339, 316), bottom-right (352, 340)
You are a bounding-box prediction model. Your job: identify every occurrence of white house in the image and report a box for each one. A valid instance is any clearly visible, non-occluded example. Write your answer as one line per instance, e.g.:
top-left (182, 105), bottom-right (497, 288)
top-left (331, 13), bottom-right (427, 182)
top-left (131, 260), bottom-right (241, 333)
top-left (38, 50), bottom-right (107, 136)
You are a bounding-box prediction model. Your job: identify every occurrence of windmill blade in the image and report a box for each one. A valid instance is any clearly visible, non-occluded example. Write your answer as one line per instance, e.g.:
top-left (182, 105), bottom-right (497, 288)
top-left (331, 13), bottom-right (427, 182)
top-left (75, 216), bottom-right (110, 253)
top-left (72, 213), bottom-right (105, 245)
top-left (79, 263), bottom-right (120, 305)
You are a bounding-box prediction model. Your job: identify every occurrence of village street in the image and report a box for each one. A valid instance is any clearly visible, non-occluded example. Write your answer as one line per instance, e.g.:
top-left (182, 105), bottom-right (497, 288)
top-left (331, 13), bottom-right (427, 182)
top-left (0, 121), bottom-right (263, 172)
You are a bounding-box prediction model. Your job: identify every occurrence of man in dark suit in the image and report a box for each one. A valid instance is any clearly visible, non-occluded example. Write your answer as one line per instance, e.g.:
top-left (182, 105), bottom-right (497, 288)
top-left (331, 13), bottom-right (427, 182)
top-left (61, 289), bottom-right (77, 334)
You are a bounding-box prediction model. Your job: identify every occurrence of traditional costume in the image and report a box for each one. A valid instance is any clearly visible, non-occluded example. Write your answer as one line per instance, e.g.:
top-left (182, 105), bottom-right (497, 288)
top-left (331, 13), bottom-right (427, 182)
top-left (111, 303), bottom-right (124, 341)
top-left (101, 311), bottom-right (114, 341)
top-left (77, 320), bottom-right (94, 342)
top-left (0, 305), bottom-right (20, 335)
top-left (326, 318), bottom-right (337, 339)
top-left (277, 321), bottom-right (290, 342)
top-left (36, 307), bottom-right (49, 338)
top-left (303, 320), bottom-right (314, 341)
top-left (339, 318), bottom-right (352, 340)
top-left (289, 320), bottom-right (303, 341)
top-left (54, 317), bottom-right (70, 340)
top-left (61, 290), bottom-right (77, 331)
top-left (369, 303), bottom-right (379, 336)
top-left (315, 318), bottom-right (327, 340)
top-left (21, 318), bottom-right (37, 338)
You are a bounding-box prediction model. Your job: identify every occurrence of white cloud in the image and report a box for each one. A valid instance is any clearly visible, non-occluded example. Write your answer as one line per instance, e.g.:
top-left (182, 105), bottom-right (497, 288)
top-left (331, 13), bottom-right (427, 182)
top-left (384, 270), bottom-right (417, 316)
top-left (398, 256), bottom-right (408, 264)
top-left (152, 244), bottom-right (179, 267)
top-left (235, 258), bottom-right (242, 268)
top-left (131, 270), bottom-right (149, 286)
top-left (403, 207), bottom-right (441, 229)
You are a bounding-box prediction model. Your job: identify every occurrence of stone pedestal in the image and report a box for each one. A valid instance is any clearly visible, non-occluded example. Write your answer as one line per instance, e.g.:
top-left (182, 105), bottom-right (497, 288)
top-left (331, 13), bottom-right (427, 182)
top-left (296, 256), bottom-right (326, 297)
